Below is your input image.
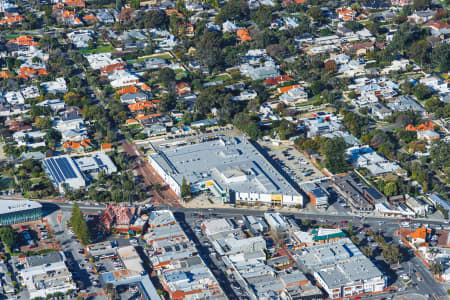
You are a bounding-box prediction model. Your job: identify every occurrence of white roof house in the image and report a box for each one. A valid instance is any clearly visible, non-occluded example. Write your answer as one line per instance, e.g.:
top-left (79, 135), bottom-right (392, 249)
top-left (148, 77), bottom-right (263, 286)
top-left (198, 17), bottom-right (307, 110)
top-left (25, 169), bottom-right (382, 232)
top-left (40, 78), bottom-right (68, 94)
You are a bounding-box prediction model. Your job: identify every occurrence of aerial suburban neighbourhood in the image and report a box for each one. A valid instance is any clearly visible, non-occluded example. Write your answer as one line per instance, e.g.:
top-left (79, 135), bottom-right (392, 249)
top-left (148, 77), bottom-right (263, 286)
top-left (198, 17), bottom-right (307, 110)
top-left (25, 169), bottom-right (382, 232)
top-left (0, 0), bottom-right (447, 298)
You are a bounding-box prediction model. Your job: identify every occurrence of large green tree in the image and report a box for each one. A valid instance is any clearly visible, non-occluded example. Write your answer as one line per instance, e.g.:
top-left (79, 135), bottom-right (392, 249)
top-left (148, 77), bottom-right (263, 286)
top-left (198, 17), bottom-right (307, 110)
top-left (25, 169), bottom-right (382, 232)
top-left (323, 137), bottom-right (349, 174)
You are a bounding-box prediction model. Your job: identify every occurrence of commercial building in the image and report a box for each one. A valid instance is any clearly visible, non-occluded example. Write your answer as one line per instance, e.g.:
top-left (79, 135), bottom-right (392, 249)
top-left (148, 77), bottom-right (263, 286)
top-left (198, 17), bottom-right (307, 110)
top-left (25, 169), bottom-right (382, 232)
top-left (100, 205), bottom-right (146, 232)
top-left (97, 245), bottom-right (161, 300)
top-left (292, 228), bottom-right (346, 247)
top-left (332, 174), bottom-right (374, 212)
top-left (73, 153), bottom-right (117, 174)
top-left (42, 155), bottom-right (86, 192)
top-left (148, 136), bottom-right (303, 206)
top-left (243, 215), bottom-right (268, 235)
top-left (144, 211), bottom-right (226, 299)
top-left (43, 153), bottom-right (117, 193)
top-left (309, 188), bottom-right (329, 208)
top-left (264, 212), bottom-right (290, 232)
top-left (0, 200), bottom-right (42, 225)
top-left (201, 218), bottom-right (235, 237)
top-left (295, 238), bottom-right (386, 299)
top-left (20, 258), bottom-right (76, 299)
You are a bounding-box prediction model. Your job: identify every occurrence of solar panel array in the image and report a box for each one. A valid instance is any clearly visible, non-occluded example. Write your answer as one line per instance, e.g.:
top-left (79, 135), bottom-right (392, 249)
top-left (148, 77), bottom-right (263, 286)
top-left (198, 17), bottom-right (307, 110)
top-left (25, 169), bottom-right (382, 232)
top-left (43, 157), bottom-right (78, 184)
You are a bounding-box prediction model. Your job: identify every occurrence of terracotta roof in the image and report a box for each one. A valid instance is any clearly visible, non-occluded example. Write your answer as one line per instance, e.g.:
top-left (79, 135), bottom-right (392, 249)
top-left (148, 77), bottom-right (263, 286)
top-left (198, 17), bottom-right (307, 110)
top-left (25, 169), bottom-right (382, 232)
top-left (264, 75), bottom-right (294, 85)
top-left (140, 83), bottom-right (151, 91)
top-left (405, 120), bottom-right (435, 132)
top-left (64, 0), bottom-right (85, 8)
top-left (0, 15), bottom-right (24, 24)
top-left (409, 227), bottom-right (431, 241)
top-left (116, 86), bottom-right (140, 95)
top-left (83, 14), bottom-right (98, 22)
top-left (101, 62), bottom-right (126, 75)
top-left (63, 139), bottom-right (92, 149)
top-left (101, 143), bottom-right (112, 150)
top-left (424, 21), bottom-right (450, 30)
top-left (237, 29), bottom-right (251, 42)
top-left (278, 84), bottom-right (302, 94)
top-left (128, 100), bottom-right (153, 112)
top-left (0, 71), bottom-right (11, 79)
top-left (9, 35), bottom-right (38, 46)
top-left (126, 118), bottom-right (139, 125)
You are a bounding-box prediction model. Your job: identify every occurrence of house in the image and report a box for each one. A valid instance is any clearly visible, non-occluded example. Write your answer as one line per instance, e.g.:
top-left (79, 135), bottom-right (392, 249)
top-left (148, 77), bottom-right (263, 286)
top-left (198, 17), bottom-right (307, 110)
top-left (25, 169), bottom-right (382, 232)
top-left (17, 65), bottom-right (49, 80)
top-left (120, 92), bottom-right (148, 104)
top-left (101, 62), bottom-right (126, 75)
top-left (64, 0), bottom-right (85, 8)
top-left (62, 139), bottom-right (92, 152)
top-left (37, 99), bottom-right (65, 111)
top-left (8, 35), bottom-right (38, 47)
top-left (21, 86), bottom-right (40, 99)
top-left (279, 87), bottom-right (308, 105)
top-left (277, 84), bottom-right (302, 94)
top-left (417, 130), bottom-right (440, 141)
top-left (82, 13), bottom-right (98, 25)
top-left (408, 10), bottom-right (437, 23)
top-left (13, 130), bottom-right (46, 148)
top-left (344, 42), bottom-right (374, 56)
top-left (231, 90), bottom-right (257, 101)
top-left (369, 102), bottom-right (392, 120)
top-left (190, 118), bottom-right (217, 128)
top-left (96, 9), bottom-right (115, 24)
top-left (337, 7), bottom-right (356, 21)
top-left (391, 0), bottom-right (412, 6)
top-left (145, 58), bottom-right (168, 69)
top-left (176, 82), bottom-right (191, 95)
top-left (237, 29), bottom-right (251, 42)
top-left (108, 70), bottom-right (140, 88)
top-left (222, 20), bottom-right (239, 32)
top-left (423, 21), bottom-right (450, 36)
top-left (128, 101), bottom-right (154, 112)
top-left (264, 75), bottom-right (293, 86)
top-left (0, 15), bottom-right (24, 25)
top-left (387, 95), bottom-right (425, 115)
top-left (40, 78), bottom-right (68, 94)
top-left (60, 10), bottom-right (83, 26)
top-left (143, 123), bottom-right (167, 136)
top-left (248, 66), bottom-right (280, 80)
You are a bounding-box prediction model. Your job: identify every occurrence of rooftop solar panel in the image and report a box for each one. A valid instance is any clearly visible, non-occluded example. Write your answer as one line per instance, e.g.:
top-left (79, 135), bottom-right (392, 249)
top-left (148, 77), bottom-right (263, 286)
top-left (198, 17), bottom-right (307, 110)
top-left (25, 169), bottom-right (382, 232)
top-left (56, 157), bottom-right (77, 179)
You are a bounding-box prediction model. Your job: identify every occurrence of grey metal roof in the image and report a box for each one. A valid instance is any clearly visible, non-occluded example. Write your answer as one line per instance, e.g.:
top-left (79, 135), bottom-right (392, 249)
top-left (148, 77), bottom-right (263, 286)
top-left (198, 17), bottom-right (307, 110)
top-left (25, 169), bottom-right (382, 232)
top-left (149, 136), bottom-right (298, 195)
top-left (26, 251), bottom-right (64, 268)
top-left (0, 199), bottom-right (42, 215)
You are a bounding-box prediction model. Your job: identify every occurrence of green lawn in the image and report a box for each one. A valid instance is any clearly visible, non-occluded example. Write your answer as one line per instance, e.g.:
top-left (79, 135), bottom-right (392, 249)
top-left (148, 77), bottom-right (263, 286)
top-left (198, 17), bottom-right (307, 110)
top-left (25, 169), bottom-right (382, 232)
top-left (204, 74), bottom-right (231, 83)
top-left (80, 44), bottom-right (116, 55)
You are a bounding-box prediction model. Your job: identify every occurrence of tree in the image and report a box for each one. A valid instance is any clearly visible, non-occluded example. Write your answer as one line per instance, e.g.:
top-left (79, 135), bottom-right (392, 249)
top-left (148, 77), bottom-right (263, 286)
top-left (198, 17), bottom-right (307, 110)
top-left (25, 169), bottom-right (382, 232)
top-left (384, 182), bottom-right (398, 197)
top-left (158, 68), bottom-right (176, 87)
top-left (307, 6), bottom-right (324, 22)
top-left (322, 137), bottom-right (349, 174)
top-left (414, 84), bottom-right (432, 100)
top-left (431, 262), bottom-right (444, 275)
top-left (70, 203), bottom-right (90, 245)
top-left (0, 226), bottom-right (17, 252)
top-left (252, 5), bottom-right (272, 28)
top-left (361, 246), bottom-right (373, 258)
top-left (382, 244), bottom-right (402, 264)
top-left (342, 111), bottom-right (370, 137)
top-left (181, 177), bottom-right (191, 199)
top-left (408, 40), bottom-right (430, 66)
